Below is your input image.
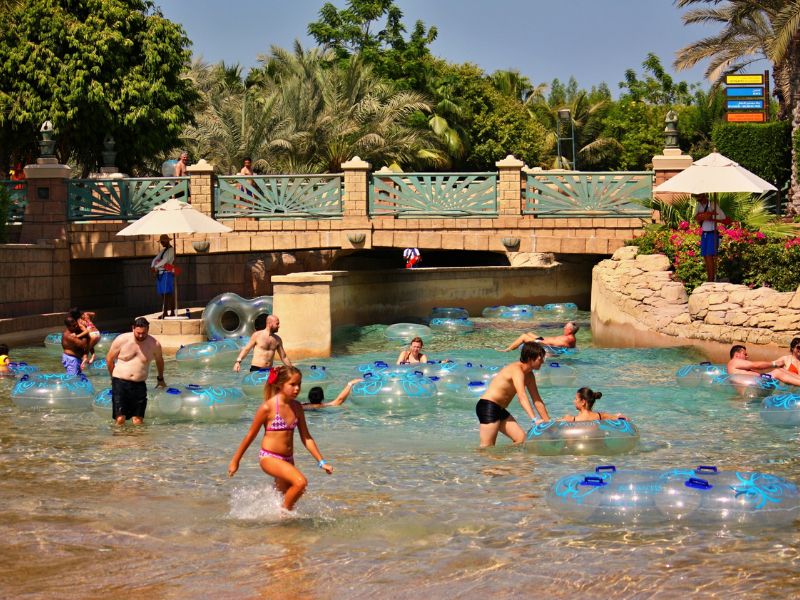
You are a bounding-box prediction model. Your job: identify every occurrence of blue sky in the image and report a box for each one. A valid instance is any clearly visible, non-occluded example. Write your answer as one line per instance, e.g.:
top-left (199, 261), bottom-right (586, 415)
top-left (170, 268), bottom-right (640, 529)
top-left (156, 0), bottom-right (769, 94)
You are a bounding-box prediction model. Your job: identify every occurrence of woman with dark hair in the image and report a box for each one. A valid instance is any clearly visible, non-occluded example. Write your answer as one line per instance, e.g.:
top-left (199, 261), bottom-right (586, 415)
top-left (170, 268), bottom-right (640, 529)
top-left (560, 387), bottom-right (625, 422)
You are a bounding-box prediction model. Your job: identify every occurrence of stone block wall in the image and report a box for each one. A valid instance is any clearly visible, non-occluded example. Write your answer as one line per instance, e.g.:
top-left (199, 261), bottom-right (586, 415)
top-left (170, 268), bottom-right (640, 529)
top-left (0, 241), bottom-right (71, 335)
top-left (592, 246), bottom-right (800, 349)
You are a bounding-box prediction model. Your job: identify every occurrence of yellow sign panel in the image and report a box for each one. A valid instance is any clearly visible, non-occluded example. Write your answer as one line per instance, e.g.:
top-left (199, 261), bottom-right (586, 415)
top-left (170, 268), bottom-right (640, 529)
top-left (727, 112), bottom-right (765, 123)
top-left (726, 74), bottom-right (764, 85)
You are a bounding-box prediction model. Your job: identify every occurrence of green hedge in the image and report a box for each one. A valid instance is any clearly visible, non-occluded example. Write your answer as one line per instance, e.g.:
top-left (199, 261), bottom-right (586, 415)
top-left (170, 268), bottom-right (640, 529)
top-left (711, 121), bottom-right (791, 187)
top-left (794, 126), bottom-right (800, 184)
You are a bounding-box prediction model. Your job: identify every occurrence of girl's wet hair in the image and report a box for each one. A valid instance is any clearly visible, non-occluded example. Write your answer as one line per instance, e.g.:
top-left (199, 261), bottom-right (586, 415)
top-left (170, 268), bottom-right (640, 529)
top-left (410, 336), bottom-right (424, 346)
top-left (577, 386), bottom-right (602, 410)
top-left (264, 366), bottom-right (302, 401)
top-left (791, 337), bottom-right (800, 351)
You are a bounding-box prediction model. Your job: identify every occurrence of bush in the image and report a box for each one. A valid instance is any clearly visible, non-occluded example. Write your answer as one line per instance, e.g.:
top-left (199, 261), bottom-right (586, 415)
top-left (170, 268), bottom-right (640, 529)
top-left (627, 220), bottom-right (792, 293)
top-left (711, 121), bottom-right (791, 188)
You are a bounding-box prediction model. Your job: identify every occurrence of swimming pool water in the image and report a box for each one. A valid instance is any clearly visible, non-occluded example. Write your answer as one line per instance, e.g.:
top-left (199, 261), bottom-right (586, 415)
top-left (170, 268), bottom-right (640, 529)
top-left (1, 314), bottom-right (798, 598)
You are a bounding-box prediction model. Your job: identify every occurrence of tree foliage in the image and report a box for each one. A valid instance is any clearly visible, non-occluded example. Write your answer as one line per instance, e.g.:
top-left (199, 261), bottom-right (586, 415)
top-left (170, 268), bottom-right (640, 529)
top-left (0, 0), bottom-right (198, 175)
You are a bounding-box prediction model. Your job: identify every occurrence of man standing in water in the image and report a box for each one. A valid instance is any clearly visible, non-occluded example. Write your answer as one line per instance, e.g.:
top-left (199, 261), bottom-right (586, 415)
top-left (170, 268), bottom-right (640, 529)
top-left (61, 316), bottom-right (88, 376)
top-left (232, 314), bottom-right (292, 372)
top-left (106, 317), bottom-right (166, 425)
top-left (476, 341), bottom-right (550, 447)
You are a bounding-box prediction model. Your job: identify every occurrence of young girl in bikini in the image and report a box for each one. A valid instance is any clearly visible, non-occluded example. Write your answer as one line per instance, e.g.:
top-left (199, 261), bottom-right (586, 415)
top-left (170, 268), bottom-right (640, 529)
top-left (228, 366), bottom-right (333, 511)
top-left (560, 387), bottom-right (626, 422)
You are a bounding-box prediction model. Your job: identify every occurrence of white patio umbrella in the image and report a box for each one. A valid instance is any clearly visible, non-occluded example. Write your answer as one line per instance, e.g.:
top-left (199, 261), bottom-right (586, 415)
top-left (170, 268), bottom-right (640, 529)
top-left (116, 198), bottom-right (232, 317)
top-left (654, 152), bottom-right (777, 194)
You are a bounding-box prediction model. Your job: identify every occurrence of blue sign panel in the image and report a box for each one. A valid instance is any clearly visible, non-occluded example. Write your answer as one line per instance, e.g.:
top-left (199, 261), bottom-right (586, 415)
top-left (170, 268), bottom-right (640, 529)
top-left (727, 99), bottom-right (765, 110)
top-left (726, 87), bottom-right (765, 97)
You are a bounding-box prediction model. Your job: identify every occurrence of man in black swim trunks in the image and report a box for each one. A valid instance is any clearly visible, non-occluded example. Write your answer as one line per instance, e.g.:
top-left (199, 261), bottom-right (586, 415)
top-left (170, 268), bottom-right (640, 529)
top-left (106, 317), bottom-right (166, 425)
top-left (476, 341), bottom-right (550, 447)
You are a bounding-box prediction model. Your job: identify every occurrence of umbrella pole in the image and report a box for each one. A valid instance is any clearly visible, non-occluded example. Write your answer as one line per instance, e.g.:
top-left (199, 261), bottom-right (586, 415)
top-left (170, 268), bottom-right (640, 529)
top-left (173, 233), bottom-right (180, 316)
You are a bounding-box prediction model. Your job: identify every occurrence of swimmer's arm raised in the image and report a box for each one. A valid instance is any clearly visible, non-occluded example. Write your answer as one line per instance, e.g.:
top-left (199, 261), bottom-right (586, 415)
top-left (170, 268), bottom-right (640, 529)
top-left (228, 402), bottom-right (269, 477)
top-left (330, 379), bottom-right (361, 406)
top-left (503, 333), bottom-right (536, 352)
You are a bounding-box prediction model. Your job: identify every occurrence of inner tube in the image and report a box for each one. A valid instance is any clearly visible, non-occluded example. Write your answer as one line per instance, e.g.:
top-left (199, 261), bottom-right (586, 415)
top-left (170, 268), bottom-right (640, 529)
top-left (706, 372), bottom-right (787, 400)
top-left (536, 361), bottom-right (578, 386)
top-left (349, 370), bottom-right (437, 410)
top-left (43, 332), bottom-right (119, 355)
top-left (93, 384), bottom-right (247, 422)
top-left (429, 317), bottom-right (475, 334)
top-left (526, 419), bottom-right (639, 455)
top-left (175, 338), bottom-right (245, 366)
top-left (430, 307), bottom-right (469, 320)
top-left (12, 373), bottom-right (95, 412)
top-left (384, 323), bottom-right (432, 343)
top-left (675, 362), bottom-right (727, 386)
top-left (760, 393), bottom-right (800, 426)
top-left (202, 292), bottom-right (273, 341)
top-left (547, 465), bottom-right (800, 526)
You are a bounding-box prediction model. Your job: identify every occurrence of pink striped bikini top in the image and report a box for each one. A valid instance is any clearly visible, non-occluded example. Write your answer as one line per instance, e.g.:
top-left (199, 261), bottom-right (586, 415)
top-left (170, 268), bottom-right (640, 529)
top-left (265, 396), bottom-right (297, 431)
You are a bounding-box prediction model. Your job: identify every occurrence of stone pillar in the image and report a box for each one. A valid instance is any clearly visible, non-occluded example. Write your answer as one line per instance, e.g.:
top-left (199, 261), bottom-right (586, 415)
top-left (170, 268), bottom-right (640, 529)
top-left (652, 149), bottom-right (693, 202)
top-left (186, 159), bottom-right (215, 217)
top-left (341, 156), bottom-right (372, 249)
top-left (495, 154), bottom-right (524, 215)
top-left (20, 158), bottom-right (72, 243)
top-left (341, 156), bottom-right (371, 218)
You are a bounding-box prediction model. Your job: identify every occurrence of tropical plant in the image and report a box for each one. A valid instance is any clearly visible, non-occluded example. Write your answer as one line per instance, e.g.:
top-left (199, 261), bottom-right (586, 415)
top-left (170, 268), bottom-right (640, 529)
top-left (674, 1), bottom-right (800, 213)
top-left (0, 0), bottom-right (198, 176)
top-left (642, 192), bottom-right (797, 236)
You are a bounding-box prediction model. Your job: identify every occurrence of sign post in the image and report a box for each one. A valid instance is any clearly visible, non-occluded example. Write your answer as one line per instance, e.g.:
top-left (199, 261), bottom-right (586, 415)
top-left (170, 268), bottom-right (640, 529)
top-left (724, 71), bottom-right (769, 122)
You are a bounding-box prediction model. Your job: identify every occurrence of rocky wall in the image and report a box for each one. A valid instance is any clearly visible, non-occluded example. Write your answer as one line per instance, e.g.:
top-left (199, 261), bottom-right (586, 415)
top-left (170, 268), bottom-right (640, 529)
top-left (592, 246), bottom-right (800, 353)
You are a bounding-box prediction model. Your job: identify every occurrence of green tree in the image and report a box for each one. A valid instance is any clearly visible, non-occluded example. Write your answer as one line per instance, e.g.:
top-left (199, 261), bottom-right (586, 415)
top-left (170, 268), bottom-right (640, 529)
top-left (620, 53), bottom-right (695, 105)
top-left (307, 0), bottom-right (437, 91)
top-left (0, 0), bottom-right (198, 176)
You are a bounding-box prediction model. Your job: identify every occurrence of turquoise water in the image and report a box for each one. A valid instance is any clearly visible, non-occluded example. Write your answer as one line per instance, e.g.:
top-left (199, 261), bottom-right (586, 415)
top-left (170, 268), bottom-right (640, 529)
top-left (1, 314), bottom-right (799, 598)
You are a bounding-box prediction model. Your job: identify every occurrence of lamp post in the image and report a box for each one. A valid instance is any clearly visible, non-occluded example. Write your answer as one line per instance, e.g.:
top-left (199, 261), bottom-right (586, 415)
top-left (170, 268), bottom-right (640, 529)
top-left (556, 108), bottom-right (576, 170)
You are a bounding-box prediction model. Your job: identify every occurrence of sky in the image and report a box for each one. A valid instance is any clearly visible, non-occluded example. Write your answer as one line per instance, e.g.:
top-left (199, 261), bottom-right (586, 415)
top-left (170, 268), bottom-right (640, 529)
top-left (155, 0), bottom-right (770, 95)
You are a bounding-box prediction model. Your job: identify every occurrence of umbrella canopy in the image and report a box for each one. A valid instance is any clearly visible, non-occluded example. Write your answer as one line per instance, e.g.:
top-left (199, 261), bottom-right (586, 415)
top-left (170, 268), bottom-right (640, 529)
top-left (116, 198), bottom-right (232, 236)
top-left (653, 152), bottom-right (777, 195)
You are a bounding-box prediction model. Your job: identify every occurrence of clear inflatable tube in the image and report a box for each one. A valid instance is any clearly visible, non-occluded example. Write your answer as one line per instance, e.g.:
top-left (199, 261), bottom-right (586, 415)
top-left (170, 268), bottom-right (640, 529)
top-left (547, 465), bottom-right (800, 526)
top-left (384, 323), bottom-right (432, 342)
top-left (43, 332), bottom-right (119, 355)
top-left (760, 393), bottom-right (800, 426)
top-left (175, 338), bottom-right (246, 366)
top-left (93, 383), bottom-right (247, 422)
top-left (430, 307), bottom-right (469, 320)
top-left (202, 292), bottom-right (273, 340)
top-left (526, 419), bottom-right (639, 455)
top-left (429, 317), bottom-right (475, 334)
top-left (12, 373), bottom-right (95, 412)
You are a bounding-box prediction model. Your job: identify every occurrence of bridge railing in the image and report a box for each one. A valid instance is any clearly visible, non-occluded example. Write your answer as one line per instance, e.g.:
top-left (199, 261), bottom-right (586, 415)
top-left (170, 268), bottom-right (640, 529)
top-left (67, 177), bottom-right (189, 221)
top-left (1, 180), bottom-right (28, 222)
top-left (215, 174), bottom-right (343, 218)
top-left (369, 172), bottom-right (498, 216)
top-left (524, 171), bottom-right (653, 218)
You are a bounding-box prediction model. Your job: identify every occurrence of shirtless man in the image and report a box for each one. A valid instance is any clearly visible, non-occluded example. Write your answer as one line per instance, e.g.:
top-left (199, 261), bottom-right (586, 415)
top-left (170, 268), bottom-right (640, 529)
top-left (726, 344), bottom-right (800, 386)
top-left (106, 317), bottom-right (166, 425)
top-left (174, 151), bottom-right (189, 177)
top-left (232, 315), bottom-right (292, 372)
top-left (475, 341), bottom-right (551, 447)
top-left (61, 316), bottom-right (88, 376)
top-left (503, 321), bottom-right (579, 352)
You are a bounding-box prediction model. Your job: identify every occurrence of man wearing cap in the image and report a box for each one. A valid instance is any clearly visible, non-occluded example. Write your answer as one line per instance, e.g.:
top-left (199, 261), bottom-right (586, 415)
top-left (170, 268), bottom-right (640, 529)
top-left (106, 317), bottom-right (166, 425)
top-left (150, 234), bottom-right (176, 319)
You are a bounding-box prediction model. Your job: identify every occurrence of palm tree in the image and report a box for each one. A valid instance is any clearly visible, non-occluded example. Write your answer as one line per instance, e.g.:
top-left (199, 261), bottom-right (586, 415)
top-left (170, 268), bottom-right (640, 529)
top-left (528, 91), bottom-right (622, 169)
top-left (674, 1), bottom-right (800, 212)
top-left (255, 44), bottom-right (446, 172)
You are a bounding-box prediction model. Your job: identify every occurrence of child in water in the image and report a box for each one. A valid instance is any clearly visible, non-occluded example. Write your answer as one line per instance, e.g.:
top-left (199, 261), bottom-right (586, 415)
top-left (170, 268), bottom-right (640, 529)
top-left (302, 378), bottom-right (362, 409)
top-left (560, 387), bottom-right (626, 422)
top-left (0, 343), bottom-right (9, 374)
top-left (228, 366), bottom-right (333, 511)
top-left (71, 308), bottom-right (100, 368)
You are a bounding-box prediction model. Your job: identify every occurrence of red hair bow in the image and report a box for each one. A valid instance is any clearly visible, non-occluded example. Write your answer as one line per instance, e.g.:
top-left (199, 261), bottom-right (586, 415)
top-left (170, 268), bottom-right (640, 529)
top-left (267, 368), bottom-right (278, 384)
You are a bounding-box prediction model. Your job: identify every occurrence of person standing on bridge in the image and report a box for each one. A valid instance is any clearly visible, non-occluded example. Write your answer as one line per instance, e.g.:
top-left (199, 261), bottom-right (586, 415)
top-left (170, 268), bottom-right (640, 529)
top-left (403, 247), bottom-right (421, 269)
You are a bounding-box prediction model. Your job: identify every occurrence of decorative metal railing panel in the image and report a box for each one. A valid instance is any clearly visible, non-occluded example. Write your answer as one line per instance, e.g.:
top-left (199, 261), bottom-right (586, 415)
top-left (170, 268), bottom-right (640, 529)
top-left (524, 171), bottom-right (653, 217)
top-left (215, 175), bottom-right (343, 218)
top-left (68, 177), bottom-right (189, 220)
top-left (369, 172), bottom-right (497, 216)
top-left (2, 180), bottom-right (28, 222)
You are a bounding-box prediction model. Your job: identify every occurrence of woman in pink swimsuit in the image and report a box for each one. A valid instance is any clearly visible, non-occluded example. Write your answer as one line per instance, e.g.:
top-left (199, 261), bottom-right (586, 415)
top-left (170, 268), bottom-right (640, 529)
top-left (228, 366), bottom-right (333, 511)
